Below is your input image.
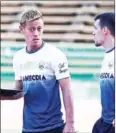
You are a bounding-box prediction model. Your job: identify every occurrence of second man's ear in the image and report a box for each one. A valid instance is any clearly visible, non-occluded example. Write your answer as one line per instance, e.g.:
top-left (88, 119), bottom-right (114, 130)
top-left (103, 26), bottom-right (109, 35)
top-left (19, 25), bottom-right (24, 34)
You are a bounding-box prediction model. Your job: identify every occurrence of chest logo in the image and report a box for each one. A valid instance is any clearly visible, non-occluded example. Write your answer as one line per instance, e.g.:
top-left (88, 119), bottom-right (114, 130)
top-left (38, 61), bottom-right (45, 70)
top-left (108, 61), bottom-right (113, 69)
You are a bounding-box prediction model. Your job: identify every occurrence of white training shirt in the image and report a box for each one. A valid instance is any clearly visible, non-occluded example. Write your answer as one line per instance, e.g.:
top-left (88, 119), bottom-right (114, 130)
top-left (100, 47), bottom-right (115, 124)
top-left (13, 42), bottom-right (69, 132)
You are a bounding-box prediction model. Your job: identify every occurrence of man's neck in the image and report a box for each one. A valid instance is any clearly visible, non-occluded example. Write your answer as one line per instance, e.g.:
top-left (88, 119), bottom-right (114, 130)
top-left (103, 36), bottom-right (114, 53)
top-left (26, 40), bottom-right (43, 52)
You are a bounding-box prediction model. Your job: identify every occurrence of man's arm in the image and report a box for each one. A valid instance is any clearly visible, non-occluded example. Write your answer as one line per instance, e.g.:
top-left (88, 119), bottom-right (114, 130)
top-left (59, 77), bottom-right (75, 133)
top-left (1, 80), bottom-right (24, 100)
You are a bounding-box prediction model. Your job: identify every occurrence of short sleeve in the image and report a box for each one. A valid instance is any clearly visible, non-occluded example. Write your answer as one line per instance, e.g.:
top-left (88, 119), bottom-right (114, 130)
top-left (13, 54), bottom-right (21, 80)
top-left (52, 51), bottom-right (70, 80)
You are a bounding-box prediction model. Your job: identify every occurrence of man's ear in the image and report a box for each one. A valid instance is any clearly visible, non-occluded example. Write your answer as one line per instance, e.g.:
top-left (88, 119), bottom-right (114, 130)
top-left (103, 26), bottom-right (110, 35)
top-left (19, 25), bottom-right (24, 33)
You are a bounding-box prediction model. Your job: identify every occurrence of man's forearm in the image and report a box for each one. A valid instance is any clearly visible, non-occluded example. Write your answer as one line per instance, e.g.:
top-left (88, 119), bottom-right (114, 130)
top-left (59, 77), bottom-right (74, 123)
top-left (1, 80), bottom-right (24, 100)
top-left (1, 92), bottom-right (24, 100)
top-left (62, 87), bottom-right (74, 123)
top-left (64, 94), bottom-right (74, 123)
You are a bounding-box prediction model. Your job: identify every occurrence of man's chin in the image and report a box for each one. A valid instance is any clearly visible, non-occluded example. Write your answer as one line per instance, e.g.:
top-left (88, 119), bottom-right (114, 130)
top-left (95, 43), bottom-right (101, 47)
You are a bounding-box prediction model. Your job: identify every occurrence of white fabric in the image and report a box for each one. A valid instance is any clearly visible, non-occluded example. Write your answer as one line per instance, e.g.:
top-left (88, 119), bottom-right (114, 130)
top-left (13, 43), bottom-right (70, 81)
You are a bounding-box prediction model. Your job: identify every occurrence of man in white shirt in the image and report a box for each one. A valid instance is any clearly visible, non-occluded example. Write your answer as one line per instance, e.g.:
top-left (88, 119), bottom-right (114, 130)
top-left (1, 9), bottom-right (75, 133)
top-left (92, 12), bottom-right (115, 133)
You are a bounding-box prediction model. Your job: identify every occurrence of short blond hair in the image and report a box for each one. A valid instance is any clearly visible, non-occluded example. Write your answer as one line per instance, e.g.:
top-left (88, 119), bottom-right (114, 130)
top-left (20, 9), bottom-right (42, 25)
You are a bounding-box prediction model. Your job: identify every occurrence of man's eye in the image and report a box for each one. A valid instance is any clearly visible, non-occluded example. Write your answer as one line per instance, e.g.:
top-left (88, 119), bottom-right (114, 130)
top-left (29, 28), bottom-right (34, 31)
top-left (38, 28), bottom-right (41, 31)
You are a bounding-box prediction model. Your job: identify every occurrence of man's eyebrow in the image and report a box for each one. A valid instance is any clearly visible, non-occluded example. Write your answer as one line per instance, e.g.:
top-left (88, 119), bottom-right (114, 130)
top-left (28, 26), bottom-right (42, 28)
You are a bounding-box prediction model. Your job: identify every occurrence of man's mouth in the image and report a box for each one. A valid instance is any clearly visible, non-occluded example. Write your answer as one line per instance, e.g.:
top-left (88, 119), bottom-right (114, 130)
top-left (33, 38), bottom-right (39, 41)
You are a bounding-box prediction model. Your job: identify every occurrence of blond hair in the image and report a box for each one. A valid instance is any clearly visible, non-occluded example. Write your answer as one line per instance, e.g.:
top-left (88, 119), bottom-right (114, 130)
top-left (20, 9), bottom-right (42, 25)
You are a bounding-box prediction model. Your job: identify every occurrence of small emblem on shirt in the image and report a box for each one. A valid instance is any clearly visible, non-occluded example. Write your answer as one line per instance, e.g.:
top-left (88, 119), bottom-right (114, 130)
top-left (58, 62), bottom-right (68, 73)
top-left (59, 63), bottom-right (65, 69)
top-left (38, 61), bottom-right (45, 70)
top-left (108, 61), bottom-right (113, 69)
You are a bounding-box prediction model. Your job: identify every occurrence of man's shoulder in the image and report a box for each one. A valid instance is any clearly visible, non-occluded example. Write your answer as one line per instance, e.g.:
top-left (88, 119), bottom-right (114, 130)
top-left (104, 49), bottom-right (114, 63)
top-left (45, 43), bottom-right (65, 56)
top-left (13, 47), bottom-right (25, 59)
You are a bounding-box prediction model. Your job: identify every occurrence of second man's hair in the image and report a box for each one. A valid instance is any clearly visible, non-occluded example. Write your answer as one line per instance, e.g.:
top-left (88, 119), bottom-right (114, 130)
top-left (95, 12), bottom-right (115, 36)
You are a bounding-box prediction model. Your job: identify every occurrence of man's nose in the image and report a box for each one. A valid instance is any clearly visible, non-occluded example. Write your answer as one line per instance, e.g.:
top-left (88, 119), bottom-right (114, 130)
top-left (34, 30), bottom-right (39, 36)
